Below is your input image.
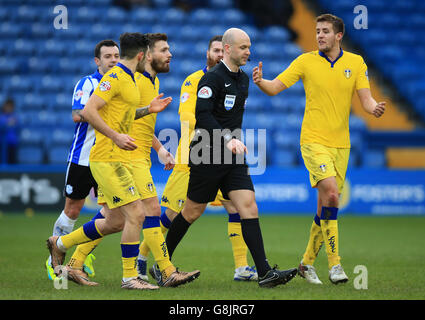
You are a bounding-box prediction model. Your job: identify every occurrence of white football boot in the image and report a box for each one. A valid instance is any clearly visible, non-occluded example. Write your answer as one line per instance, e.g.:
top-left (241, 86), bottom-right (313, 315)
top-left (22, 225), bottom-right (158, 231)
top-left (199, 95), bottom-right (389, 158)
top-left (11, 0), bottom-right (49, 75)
top-left (298, 262), bottom-right (323, 284)
top-left (329, 264), bottom-right (349, 284)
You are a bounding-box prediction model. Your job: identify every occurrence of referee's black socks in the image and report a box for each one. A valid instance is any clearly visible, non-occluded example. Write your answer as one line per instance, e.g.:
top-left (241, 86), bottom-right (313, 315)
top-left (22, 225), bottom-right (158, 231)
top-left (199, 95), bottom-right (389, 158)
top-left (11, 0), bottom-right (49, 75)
top-left (165, 212), bottom-right (192, 260)
top-left (241, 218), bottom-right (272, 278)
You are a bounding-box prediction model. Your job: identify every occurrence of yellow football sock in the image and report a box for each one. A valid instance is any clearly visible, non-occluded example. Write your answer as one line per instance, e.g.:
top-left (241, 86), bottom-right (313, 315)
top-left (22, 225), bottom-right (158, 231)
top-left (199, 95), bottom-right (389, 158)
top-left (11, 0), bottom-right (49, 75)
top-left (61, 227), bottom-right (91, 249)
top-left (68, 238), bottom-right (103, 270)
top-left (143, 217), bottom-right (175, 277)
top-left (121, 242), bottom-right (139, 279)
top-left (320, 207), bottom-right (341, 269)
top-left (228, 221), bottom-right (249, 269)
top-left (302, 218), bottom-right (323, 265)
top-left (139, 221), bottom-right (168, 258)
top-left (61, 220), bottom-right (103, 249)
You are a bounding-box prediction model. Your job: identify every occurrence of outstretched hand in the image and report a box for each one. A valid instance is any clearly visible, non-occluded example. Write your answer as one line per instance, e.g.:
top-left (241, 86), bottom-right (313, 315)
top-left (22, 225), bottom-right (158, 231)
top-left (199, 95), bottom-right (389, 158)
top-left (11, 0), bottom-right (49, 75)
top-left (149, 93), bottom-right (173, 113)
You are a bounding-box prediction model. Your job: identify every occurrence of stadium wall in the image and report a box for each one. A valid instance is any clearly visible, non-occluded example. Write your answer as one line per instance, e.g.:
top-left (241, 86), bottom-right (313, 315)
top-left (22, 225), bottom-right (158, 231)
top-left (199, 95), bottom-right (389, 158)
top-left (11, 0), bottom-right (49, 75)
top-left (1, 165), bottom-right (424, 216)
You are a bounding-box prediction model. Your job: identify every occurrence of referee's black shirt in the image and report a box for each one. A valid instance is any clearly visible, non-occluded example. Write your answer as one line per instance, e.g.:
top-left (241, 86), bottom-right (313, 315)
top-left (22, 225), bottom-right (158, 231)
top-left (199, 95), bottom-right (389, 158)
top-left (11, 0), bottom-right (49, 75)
top-left (189, 61), bottom-right (249, 166)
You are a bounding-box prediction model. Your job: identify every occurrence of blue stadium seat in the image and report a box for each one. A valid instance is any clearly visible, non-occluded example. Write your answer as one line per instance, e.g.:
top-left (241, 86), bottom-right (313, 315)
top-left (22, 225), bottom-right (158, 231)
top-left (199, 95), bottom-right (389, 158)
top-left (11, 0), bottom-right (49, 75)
top-left (130, 7), bottom-right (158, 24)
top-left (47, 146), bottom-right (69, 164)
top-left (17, 145), bottom-right (44, 164)
top-left (264, 26), bottom-right (291, 43)
top-left (272, 148), bottom-right (297, 167)
top-left (273, 130), bottom-right (299, 150)
top-left (19, 127), bottom-right (45, 146)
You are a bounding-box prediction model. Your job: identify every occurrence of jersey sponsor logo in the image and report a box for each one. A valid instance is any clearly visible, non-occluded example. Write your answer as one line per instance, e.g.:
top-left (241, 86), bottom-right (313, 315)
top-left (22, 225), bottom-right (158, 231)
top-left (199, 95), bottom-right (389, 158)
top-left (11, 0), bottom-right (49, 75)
top-left (99, 81), bottom-right (111, 91)
top-left (224, 94), bottom-right (236, 111)
top-left (198, 86), bottom-right (212, 99)
top-left (180, 92), bottom-right (190, 103)
top-left (344, 69), bottom-right (352, 79)
top-left (73, 90), bottom-right (84, 101)
top-left (109, 72), bottom-right (118, 79)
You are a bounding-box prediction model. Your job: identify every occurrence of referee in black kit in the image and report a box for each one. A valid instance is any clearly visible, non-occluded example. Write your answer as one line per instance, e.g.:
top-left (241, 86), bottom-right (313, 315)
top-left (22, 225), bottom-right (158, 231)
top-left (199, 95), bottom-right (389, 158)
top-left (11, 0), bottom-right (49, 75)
top-left (164, 28), bottom-right (297, 288)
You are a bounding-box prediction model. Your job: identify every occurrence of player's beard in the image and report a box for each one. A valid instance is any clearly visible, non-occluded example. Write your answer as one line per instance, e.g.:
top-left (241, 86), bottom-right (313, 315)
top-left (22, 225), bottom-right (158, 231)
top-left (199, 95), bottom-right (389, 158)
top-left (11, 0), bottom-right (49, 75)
top-left (207, 55), bottom-right (221, 69)
top-left (152, 58), bottom-right (170, 73)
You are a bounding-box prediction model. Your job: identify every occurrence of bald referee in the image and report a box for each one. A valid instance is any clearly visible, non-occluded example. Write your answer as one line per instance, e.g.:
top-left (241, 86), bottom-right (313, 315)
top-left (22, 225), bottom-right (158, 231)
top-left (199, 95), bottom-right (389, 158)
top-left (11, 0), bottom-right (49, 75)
top-left (253, 14), bottom-right (386, 285)
top-left (162, 28), bottom-right (297, 288)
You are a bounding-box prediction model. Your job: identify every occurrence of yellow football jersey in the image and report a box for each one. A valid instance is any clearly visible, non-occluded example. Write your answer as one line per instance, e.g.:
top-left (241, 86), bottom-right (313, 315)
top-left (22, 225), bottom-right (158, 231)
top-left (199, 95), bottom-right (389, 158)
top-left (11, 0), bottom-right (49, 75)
top-left (90, 63), bottom-right (140, 162)
top-left (130, 71), bottom-right (160, 162)
top-left (277, 50), bottom-right (370, 148)
top-left (174, 67), bottom-right (207, 171)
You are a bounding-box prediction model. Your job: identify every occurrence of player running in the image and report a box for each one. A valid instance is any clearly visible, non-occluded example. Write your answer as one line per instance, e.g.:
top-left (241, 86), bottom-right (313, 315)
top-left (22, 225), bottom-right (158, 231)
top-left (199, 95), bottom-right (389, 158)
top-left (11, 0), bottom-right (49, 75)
top-left (252, 14), bottom-right (385, 284)
top-left (137, 35), bottom-right (257, 282)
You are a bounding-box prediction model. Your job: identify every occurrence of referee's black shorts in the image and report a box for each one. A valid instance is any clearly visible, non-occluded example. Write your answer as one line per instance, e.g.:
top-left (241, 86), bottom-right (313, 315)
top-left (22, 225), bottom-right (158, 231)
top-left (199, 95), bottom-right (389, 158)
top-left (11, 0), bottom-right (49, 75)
top-left (64, 162), bottom-right (98, 200)
top-left (187, 164), bottom-right (254, 204)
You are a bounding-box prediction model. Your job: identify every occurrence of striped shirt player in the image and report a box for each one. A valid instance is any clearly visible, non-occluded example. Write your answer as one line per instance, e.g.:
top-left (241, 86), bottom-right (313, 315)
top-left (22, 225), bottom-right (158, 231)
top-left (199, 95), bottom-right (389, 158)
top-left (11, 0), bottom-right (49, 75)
top-left (64, 70), bottom-right (102, 200)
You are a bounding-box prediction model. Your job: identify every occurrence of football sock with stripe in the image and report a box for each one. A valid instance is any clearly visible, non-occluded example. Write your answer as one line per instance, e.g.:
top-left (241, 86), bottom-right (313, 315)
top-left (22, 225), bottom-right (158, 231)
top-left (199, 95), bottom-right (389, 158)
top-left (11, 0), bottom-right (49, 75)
top-left (68, 210), bottom-right (105, 270)
top-left (302, 214), bottom-right (324, 265)
top-left (142, 216), bottom-right (175, 277)
top-left (139, 211), bottom-right (170, 259)
top-left (228, 213), bottom-right (249, 269)
top-left (60, 220), bottom-right (103, 250)
top-left (165, 212), bottom-right (191, 260)
top-left (121, 242), bottom-right (140, 280)
top-left (240, 218), bottom-right (271, 278)
top-left (320, 207), bottom-right (341, 269)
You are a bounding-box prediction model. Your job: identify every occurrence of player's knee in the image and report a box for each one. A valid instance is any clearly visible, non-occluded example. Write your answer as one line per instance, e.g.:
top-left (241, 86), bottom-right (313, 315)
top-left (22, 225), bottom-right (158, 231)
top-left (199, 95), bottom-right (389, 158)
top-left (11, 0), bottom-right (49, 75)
top-left (326, 191), bottom-right (339, 207)
top-left (64, 204), bottom-right (82, 220)
top-left (182, 205), bottom-right (203, 224)
top-left (238, 199), bottom-right (258, 219)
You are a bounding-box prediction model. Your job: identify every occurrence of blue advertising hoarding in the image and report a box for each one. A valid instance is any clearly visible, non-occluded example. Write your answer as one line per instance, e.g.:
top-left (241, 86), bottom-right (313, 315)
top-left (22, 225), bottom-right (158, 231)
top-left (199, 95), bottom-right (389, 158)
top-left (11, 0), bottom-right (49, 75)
top-left (1, 165), bottom-right (424, 215)
top-left (82, 167), bottom-right (425, 215)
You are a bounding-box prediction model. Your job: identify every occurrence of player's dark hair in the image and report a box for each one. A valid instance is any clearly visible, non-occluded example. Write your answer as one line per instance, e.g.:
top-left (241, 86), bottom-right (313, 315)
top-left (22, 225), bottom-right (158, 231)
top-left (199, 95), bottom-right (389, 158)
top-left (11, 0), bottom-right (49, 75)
top-left (119, 32), bottom-right (149, 59)
top-left (146, 33), bottom-right (168, 50)
top-left (94, 39), bottom-right (119, 58)
top-left (316, 13), bottom-right (345, 36)
top-left (208, 35), bottom-right (223, 49)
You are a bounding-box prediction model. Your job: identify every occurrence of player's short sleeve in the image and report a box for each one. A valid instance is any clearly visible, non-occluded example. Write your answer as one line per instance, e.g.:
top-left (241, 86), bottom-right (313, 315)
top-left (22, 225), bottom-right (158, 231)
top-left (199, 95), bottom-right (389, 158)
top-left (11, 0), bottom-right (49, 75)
top-left (93, 75), bottom-right (119, 104)
top-left (72, 77), bottom-right (94, 110)
top-left (276, 55), bottom-right (304, 88)
top-left (356, 57), bottom-right (370, 90)
top-left (178, 75), bottom-right (199, 115)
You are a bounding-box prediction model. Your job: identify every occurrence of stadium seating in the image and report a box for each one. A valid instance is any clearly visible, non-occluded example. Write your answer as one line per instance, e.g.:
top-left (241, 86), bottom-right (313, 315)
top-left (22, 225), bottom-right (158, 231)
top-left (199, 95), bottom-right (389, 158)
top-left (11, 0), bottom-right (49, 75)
top-left (1, 0), bottom-right (390, 168)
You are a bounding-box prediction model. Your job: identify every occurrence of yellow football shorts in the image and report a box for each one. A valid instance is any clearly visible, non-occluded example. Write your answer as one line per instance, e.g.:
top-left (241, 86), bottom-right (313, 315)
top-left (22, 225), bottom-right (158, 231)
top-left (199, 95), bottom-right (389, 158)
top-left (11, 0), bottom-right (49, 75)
top-left (90, 161), bottom-right (140, 209)
top-left (131, 159), bottom-right (157, 200)
top-left (300, 143), bottom-right (350, 193)
top-left (161, 168), bottom-right (225, 212)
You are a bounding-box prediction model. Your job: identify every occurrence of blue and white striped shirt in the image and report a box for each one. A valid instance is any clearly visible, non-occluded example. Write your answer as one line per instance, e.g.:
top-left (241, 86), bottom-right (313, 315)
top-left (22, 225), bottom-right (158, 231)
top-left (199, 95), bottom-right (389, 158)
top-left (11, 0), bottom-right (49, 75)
top-left (67, 70), bottom-right (102, 166)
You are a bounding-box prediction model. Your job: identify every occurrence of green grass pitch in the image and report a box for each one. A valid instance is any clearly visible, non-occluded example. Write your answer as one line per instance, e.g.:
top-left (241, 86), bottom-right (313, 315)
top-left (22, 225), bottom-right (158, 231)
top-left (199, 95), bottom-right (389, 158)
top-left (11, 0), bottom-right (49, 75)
top-left (0, 212), bottom-right (424, 300)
